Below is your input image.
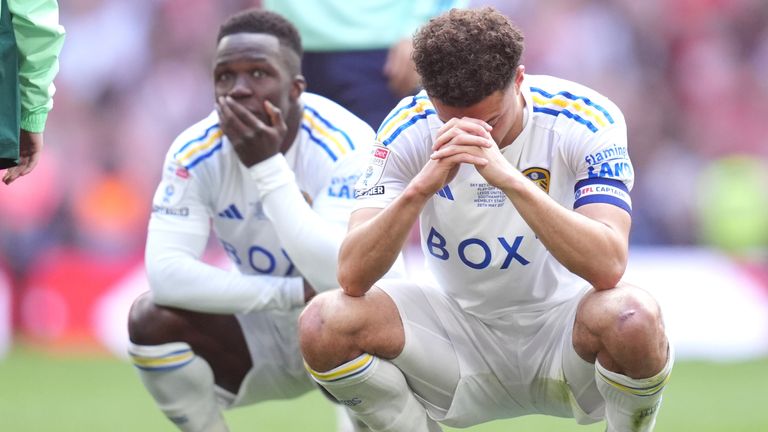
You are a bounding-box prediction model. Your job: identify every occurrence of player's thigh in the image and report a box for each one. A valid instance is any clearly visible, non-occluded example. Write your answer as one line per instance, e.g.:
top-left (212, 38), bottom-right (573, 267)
top-left (127, 291), bottom-right (251, 390)
top-left (376, 279), bottom-right (462, 412)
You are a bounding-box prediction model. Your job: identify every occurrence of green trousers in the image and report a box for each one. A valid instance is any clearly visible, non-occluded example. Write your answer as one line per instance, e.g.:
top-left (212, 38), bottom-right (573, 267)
top-left (0, 0), bottom-right (20, 169)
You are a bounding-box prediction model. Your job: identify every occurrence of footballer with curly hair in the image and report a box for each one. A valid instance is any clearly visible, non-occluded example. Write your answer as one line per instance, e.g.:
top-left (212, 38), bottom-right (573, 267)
top-left (301, 7), bottom-right (672, 432)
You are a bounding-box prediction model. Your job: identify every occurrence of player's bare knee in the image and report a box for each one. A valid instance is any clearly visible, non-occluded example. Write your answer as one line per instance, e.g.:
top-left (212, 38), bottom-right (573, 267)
top-left (299, 292), bottom-right (348, 357)
top-left (576, 287), bottom-right (665, 353)
top-left (299, 290), bottom-right (369, 370)
top-left (611, 289), bottom-right (663, 341)
top-left (298, 293), bottom-right (328, 350)
top-left (128, 292), bottom-right (190, 345)
top-left (602, 288), bottom-right (667, 373)
top-left (127, 292), bottom-right (158, 342)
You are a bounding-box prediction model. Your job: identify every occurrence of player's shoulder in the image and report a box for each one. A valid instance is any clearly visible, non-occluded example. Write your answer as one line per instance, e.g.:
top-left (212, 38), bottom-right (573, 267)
top-left (525, 74), bottom-right (625, 135)
top-left (299, 92), bottom-right (374, 163)
top-left (300, 92), bottom-right (373, 140)
top-left (375, 90), bottom-right (438, 147)
top-left (166, 110), bottom-right (226, 171)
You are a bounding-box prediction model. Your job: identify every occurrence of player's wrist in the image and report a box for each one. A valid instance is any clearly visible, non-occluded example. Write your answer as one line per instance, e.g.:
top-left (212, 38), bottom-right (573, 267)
top-left (248, 153), bottom-right (295, 198)
top-left (288, 277), bottom-right (306, 308)
top-left (234, 147), bottom-right (278, 167)
top-left (403, 180), bottom-right (436, 204)
top-left (501, 171), bottom-right (542, 203)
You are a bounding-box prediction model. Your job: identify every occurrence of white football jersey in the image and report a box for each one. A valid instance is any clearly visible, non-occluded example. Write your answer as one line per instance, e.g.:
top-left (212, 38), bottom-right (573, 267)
top-left (150, 92), bottom-right (372, 279)
top-left (355, 75), bottom-right (632, 320)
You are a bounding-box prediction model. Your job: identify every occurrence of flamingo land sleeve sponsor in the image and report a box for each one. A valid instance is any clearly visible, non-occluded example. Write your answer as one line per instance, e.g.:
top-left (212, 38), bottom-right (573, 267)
top-left (584, 145), bottom-right (633, 180)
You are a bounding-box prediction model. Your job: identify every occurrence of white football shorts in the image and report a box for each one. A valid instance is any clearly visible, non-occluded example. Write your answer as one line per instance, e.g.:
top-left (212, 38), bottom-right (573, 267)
top-left (378, 279), bottom-right (602, 428)
top-left (229, 307), bottom-right (315, 407)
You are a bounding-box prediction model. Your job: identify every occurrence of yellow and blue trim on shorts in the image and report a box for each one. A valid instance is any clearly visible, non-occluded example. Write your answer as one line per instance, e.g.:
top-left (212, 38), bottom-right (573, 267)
top-left (173, 123), bottom-right (224, 170)
top-left (305, 353), bottom-right (375, 383)
top-left (129, 346), bottom-right (195, 372)
top-left (531, 87), bottom-right (615, 133)
top-left (302, 104), bottom-right (356, 162)
top-left (376, 95), bottom-right (436, 146)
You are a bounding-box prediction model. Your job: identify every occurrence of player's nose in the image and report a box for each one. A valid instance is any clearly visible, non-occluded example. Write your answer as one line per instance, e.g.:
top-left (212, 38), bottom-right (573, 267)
top-left (228, 74), bottom-right (253, 99)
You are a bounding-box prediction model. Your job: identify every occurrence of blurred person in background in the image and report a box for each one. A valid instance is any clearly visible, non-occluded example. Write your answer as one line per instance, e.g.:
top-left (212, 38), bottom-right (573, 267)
top-left (263, 0), bottom-right (467, 130)
top-left (0, 0), bottom-right (63, 355)
top-left (126, 9), bottom-right (401, 432)
top-left (301, 7), bottom-right (671, 432)
top-left (0, 0), bottom-right (65, 185)
top-left (696, 156), bottom-right (768, 256)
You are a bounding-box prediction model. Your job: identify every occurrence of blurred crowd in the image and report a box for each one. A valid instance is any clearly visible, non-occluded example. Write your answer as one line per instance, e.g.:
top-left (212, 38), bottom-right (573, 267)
top-left (0, 0), bottom-right (767, 301)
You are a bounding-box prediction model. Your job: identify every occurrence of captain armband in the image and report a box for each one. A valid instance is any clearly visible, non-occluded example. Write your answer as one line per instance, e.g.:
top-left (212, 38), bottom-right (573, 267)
top-left (573, 178), bottom-right (632, 214)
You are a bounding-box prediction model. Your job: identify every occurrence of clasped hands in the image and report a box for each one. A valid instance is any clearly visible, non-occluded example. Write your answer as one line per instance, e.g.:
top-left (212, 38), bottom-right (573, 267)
top-left (414, 117), bottom-right (514, 196)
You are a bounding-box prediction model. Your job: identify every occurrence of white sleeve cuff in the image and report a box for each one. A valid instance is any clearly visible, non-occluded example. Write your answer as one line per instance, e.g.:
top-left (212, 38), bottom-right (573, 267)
top-left (284, 276), bottom-right (306, 309)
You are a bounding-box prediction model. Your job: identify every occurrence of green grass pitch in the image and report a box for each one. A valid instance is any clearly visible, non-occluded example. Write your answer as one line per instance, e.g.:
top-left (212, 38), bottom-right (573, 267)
top-left (1, 346), bottom-right (767, 431)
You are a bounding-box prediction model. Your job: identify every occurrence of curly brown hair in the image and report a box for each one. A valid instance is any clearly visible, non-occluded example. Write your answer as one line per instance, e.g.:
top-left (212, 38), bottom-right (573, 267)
top-left (413, 8), bottom-right (524, 107)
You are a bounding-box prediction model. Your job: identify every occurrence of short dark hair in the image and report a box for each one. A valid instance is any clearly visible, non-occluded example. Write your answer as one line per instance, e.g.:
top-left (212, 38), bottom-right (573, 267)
top-left (217, 9), bottom-right (303, 60)
top-left (413, 8), bottom-right (524, 107)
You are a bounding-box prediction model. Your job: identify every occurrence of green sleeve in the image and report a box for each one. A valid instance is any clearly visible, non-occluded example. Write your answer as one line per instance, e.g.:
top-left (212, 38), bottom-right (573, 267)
top-left (8, 0), bottom-right (65, 133)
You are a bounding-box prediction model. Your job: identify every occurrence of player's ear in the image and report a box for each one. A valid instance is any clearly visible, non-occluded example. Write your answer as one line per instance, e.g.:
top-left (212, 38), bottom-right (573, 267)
top-left (291, 75), bottom-right (306, 101)
top-left (514, 65), bottom-right (525, 91)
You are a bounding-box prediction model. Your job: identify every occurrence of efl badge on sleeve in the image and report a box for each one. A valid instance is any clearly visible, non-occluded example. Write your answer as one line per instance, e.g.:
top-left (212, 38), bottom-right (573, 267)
top-left (154, 161), bottom-right (191, 206)
top-left (360, 145), bottom-right (390, 190)
top-left (522, 167), bottom-right (550, 193)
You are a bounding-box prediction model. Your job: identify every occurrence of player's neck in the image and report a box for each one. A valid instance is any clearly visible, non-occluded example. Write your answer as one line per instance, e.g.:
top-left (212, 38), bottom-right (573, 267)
top-left (499, 93), bottom-right (527, 149)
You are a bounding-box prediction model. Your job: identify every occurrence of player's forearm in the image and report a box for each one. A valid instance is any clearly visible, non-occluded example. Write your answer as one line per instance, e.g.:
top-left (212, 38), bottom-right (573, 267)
top-left (338, 187), bottom-right (427, 296)
top-left (260, 182), bottom-right (345, 292)
top-left (146, 230), bottom-right (304, 313)
top-left (502, 176), bottom-right (628, 290)
top-left (250, 154), bottom-right (345, 292)
top-left (147, 256), bottom-right (304, 313)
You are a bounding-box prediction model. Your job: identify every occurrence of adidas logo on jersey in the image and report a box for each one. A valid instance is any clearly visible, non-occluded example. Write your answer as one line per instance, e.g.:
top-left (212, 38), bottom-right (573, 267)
top-left (218, 204), bottom-right (244, 220)
top-left (436, 185), bottom-right (454, 200)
